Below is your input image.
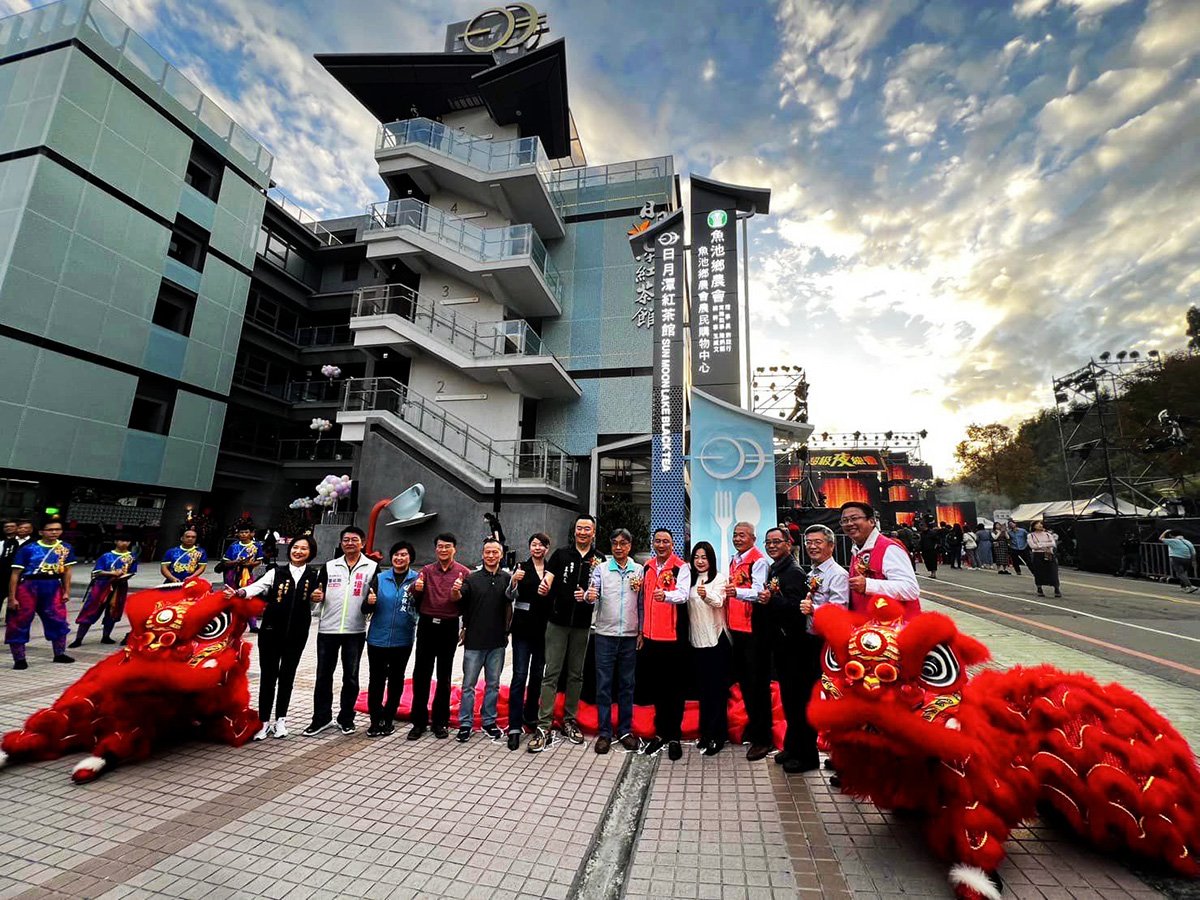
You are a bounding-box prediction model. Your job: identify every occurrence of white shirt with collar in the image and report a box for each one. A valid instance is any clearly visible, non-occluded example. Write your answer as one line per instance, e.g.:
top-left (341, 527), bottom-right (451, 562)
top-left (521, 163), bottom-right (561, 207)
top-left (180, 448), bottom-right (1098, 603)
top-left (242, 564), bottom-right (311, 597)
top-left (729, 548), bottom-right (770, 602)
top-left (806, 557), bottom-right (849, 634)
top-left (852, 528), bottom-right (920, 603)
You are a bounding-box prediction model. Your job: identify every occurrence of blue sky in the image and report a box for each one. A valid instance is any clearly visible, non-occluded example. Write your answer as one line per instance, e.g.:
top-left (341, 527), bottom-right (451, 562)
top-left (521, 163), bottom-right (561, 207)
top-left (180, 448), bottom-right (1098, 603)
top-left (7, 0), bottom-right (1198, 473)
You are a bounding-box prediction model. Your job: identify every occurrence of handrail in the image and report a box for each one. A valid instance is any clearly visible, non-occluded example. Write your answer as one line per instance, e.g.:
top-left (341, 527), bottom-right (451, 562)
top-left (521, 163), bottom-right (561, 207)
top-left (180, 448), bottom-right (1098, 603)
top-left (265, 188), bottom-right (342, 246)
top-left (276, 439), bottom-right (355, 462)
top-left (284, 380), bottom-right (343, 403)
top-left (362, 198), bottom-right (563, 303)
top-left (353, 283), bottom-right (546, 359)
top-left (295, 324), bottom-right (352, 347)
top-left (342, 377), bottom-right (575, 492)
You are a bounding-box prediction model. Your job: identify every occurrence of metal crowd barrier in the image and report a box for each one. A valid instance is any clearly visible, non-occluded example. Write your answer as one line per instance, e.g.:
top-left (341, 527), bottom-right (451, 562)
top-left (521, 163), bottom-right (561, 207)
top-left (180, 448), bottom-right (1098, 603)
top-left (1138, 542), bottom-right (1198, 582)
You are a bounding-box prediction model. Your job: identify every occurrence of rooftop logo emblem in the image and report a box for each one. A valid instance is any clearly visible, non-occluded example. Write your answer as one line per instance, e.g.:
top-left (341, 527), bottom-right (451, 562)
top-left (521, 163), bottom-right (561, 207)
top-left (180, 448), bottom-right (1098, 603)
top-left (462, 4), bottom-right (548, 53)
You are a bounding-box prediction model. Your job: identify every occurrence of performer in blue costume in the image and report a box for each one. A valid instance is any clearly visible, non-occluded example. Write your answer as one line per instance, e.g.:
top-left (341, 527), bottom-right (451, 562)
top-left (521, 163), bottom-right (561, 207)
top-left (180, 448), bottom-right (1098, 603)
top-left (160, 527), bottom-right (208, 583)
top-left (218, 517), bottom-right (262, 632)
top-left (6, 516), bottom-right (76, 669)
top-left (70, 534), bottom-right (137, 647)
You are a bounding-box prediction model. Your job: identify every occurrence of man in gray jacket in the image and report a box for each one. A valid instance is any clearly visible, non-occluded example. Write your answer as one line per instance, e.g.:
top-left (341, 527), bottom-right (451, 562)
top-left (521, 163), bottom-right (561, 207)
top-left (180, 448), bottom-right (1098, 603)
top-left (304, 527), bottom-right (378, 736)
top-left (586, 528), bottom-right (643, 754)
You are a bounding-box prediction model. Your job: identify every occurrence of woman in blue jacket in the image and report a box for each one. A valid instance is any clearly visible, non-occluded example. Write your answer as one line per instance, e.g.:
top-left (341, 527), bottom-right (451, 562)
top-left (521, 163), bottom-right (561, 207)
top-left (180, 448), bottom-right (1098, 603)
top-left (363, 541), bottom-right (419, 737)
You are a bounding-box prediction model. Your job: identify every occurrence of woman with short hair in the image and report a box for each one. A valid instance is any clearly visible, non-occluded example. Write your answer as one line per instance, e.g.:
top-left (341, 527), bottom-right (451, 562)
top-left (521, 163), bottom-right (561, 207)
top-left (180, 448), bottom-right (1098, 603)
top-left (363, 541), bottom-right (420, 737)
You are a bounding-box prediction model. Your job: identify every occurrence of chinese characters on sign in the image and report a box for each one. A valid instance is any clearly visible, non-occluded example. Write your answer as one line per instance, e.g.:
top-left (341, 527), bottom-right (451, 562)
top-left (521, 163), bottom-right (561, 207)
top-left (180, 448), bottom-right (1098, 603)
top-left (690, 181), bottom-right (741, 405)
top-left (808, 451), bottom-right (887, 473)
top-left (630, 202), bottom-right (662, 329)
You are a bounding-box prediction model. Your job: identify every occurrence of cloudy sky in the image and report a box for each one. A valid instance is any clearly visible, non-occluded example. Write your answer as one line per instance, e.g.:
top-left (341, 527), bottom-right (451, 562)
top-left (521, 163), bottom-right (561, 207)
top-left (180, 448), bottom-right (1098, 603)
top-left (7, 0), bottom-right (1198, 472)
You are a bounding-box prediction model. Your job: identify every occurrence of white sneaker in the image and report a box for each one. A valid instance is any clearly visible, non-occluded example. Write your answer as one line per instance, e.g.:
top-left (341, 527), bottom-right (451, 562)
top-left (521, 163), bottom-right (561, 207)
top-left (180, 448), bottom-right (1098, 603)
top-left (273, 718), bottom-right (288, 738)
top-left (253, 721), bottom-right (274, 741)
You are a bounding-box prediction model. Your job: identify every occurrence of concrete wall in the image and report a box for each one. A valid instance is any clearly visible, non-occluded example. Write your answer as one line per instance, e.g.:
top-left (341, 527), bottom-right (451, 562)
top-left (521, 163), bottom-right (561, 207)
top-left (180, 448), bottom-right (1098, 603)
top-left (353, 425), bottom-right (578, 566)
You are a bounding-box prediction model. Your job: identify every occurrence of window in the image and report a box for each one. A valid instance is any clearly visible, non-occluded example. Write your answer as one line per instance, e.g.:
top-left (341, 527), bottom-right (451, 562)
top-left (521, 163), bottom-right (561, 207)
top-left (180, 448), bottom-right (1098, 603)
top-left (256, 225), bottom-right (318, 288)
top-left (342, 260), bottom-right (360, 282)
top-left (184, 141), bottom-right (223, 201)
top-left (151, 282), bottom-right (196, 336)
top-left (128, 379), bottom-right (177, 435)
top-left (167, 217), bottom-right (209, 272)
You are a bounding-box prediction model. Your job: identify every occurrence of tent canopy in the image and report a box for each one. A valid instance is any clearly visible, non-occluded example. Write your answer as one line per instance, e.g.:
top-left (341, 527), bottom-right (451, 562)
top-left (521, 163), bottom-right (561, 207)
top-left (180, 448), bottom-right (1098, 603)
top-left (1008, 494), bottom-right (1155, 521)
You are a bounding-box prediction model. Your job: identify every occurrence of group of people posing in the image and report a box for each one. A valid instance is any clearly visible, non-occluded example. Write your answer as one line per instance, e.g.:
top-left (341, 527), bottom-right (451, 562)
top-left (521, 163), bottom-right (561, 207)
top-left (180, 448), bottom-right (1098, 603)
top-left (222, 501), bottom-right (921, 775)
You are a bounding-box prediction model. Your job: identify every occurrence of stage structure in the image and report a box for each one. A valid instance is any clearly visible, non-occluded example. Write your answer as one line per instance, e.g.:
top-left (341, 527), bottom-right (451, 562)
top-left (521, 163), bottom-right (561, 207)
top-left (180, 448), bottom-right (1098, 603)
top-left (752, 365), bottom-right (808, 423)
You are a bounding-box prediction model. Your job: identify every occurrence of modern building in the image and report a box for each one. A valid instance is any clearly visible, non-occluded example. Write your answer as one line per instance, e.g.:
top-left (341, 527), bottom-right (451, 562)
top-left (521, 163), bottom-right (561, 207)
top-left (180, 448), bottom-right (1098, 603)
top-left (0, 0), bottom-right (679, 558)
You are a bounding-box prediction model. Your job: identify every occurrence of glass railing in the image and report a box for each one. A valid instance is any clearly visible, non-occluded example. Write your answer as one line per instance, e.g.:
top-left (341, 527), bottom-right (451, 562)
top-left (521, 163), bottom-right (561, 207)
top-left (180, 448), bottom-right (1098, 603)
top-left (354, 284), bottom-right (548, 359)
top-left (549, 156), bottom-right (675, 217)
top-left (277, 439), bottom-right (355, 462)
top-left (284, 380), bottom-right (343, 404)
top-left (295, 325), bottom-right (352, 347)
top-left (0, 0), bottom-right (272, 184)
top-left (342, 377), bottom-right (576, 493)
top-left (265, 188), bottom-right (342, 246)
top-left (363, 198), bottom-right (563, 304)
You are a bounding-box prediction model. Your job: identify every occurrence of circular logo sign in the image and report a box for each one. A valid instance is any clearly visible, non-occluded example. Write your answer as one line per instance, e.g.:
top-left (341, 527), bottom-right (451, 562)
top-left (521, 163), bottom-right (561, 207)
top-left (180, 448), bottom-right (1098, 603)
top-left (696, 436), bottom-right (769, 481)
top-left (706, 209), bottom-right (729, 229)
top-left (463, 4), bottom-right (544, 53)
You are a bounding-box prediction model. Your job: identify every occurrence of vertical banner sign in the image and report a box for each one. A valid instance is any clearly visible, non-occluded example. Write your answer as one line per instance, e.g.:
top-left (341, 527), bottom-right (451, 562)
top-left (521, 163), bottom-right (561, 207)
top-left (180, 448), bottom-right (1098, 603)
top-left (690, 182), bottom-right (740, 405)
top-left (629, 209), bottom-right (687, 540)
top-left (690, 390), bottom-right (775, 574)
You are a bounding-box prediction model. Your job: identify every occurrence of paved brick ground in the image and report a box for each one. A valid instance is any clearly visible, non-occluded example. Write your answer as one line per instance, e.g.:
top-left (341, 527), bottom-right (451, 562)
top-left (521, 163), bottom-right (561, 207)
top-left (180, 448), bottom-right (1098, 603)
top-left (0, 574), bottom-right (1191, 898)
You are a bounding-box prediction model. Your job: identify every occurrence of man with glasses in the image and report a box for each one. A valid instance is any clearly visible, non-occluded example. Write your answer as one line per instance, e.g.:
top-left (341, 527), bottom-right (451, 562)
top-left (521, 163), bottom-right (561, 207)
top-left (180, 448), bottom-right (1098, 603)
top-left (724, 521), bottom-right (771, 760)
top-left (759, 527), bottom-right (813, 772)
top-left (305, 526), bottom-right (377, 736)
top-left (838, 502), bottom-right (921, 621)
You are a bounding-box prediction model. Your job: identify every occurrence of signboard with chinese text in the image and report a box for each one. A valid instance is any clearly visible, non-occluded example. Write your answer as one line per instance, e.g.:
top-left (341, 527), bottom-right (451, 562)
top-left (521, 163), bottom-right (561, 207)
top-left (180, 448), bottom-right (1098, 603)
top-left (808, 450), bottom-right (888, 474)
top-left (690, 182), bottom-right (740, 404)
top-left (629, 209), bottom-right (686, 539)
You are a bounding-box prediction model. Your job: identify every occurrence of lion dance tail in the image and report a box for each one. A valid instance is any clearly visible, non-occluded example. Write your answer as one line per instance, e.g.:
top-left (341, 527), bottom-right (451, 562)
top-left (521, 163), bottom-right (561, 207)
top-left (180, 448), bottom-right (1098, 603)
top-left (1023, 668), bottom-right (1199, 877)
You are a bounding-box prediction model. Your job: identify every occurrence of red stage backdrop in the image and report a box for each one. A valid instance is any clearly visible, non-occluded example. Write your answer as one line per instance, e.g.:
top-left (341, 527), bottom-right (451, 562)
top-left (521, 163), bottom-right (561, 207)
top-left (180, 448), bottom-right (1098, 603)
top-left (936, 504), bottom-right (968, 526)
top-left (819, 476), bottom-right (871, 508)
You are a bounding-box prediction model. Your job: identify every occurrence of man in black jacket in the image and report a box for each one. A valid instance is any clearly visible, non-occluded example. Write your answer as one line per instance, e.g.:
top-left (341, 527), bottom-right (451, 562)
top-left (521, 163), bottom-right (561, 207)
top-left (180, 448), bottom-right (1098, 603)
top-left (453, 539), bottom-right (512, 743)
top-left (759, 526), bottom-right (819, 774)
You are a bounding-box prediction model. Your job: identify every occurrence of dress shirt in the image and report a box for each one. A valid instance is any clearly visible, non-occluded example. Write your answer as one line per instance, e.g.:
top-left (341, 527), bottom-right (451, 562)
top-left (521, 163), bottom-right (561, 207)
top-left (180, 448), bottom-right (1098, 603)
top-left (806, 557), bottom-right (849, 634)
top-left (729, 549), bottom-right (770, 602)
top-left (1009, 527), bottom-right (1029, 551)
top-left (851, 528), bottom-right (920, 603)
top-left (241, 564), bottom-right (310, 596)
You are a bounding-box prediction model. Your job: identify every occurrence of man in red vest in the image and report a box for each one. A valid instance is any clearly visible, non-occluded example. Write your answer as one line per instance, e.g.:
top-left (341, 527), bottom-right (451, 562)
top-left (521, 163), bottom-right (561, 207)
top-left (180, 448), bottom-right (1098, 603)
top-left (724, 521), bottom-right (772, 761)
top-left (640, 528), bottom-right (691, 761)
top-left (839, 502), bottom-right (921, 620)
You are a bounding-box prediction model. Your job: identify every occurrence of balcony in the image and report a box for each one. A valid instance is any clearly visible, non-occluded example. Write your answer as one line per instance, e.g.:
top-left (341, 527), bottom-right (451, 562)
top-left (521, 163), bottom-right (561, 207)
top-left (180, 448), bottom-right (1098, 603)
top-left (277, 438), bottom-right (355, 465)
top-left (362, 198), bottom-right (563, 318)
top-left (337, 377), bottom-right (576, 498)
top-left (284, 380), bottom-right (343, 405)
top-left (375, 118), bottom-right (564, 240)
top-left (351, 284), bottom-right (579, 400)
top-left (296, 324), bottom-right (352, 348)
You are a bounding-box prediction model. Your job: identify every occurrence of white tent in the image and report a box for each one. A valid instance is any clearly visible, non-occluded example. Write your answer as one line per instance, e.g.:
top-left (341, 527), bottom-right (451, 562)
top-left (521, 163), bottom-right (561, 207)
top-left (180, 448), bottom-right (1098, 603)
top-left (1008, 494), bottom-right (1154, 521)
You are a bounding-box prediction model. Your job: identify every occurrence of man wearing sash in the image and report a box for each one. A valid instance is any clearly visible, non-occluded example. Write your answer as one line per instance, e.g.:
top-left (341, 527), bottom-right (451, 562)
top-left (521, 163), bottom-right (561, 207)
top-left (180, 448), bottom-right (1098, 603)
top-left (839, 502), bottom-right (920, 619)
top-left (724, 522), bottom-right (772, 761)
top-left (639, 528), bottom-right (691, 761)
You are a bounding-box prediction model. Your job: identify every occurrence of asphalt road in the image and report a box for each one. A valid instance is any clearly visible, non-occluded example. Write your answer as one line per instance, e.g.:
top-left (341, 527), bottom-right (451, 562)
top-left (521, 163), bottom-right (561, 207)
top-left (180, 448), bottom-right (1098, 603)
top-left (917, 564), bottom-right (1200, 692)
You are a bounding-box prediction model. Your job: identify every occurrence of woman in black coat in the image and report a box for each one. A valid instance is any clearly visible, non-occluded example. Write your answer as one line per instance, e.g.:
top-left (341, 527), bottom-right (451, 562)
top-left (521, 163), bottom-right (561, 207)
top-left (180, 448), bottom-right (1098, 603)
top-left (918, 525), bottom-right (940, 578)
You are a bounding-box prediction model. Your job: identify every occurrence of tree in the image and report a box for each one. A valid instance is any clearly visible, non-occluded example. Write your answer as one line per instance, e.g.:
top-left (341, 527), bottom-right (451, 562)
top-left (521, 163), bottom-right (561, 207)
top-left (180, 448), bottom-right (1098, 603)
top-left (1187, 306), bottom-right (1200, 354)
top-left (954, 423), bottom-right (1036, 501)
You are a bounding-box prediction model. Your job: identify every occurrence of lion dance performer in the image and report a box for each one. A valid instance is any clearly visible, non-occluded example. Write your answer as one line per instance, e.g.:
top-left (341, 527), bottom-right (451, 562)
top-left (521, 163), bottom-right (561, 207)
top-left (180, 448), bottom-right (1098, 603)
top-left (0, 578), bottom-right (264, 783)
top-left (218, 515), bottom-right (261, 632)
top-left (70, 533), bottom-right (137, 647)
top-left (5, 516), bottom-right (76, 669)
top-left (810, 595), bottom-right (1199, 899)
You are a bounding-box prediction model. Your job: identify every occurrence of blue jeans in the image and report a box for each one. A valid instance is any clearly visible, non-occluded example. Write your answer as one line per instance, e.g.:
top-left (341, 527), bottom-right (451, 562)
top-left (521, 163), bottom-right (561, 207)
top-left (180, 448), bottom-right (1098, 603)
top-left (508, 633), bottom-right (545, 733)
top-left (593, 634), bottom-right (637, 738)
top-left (460, 647), bottom-right (505, 729)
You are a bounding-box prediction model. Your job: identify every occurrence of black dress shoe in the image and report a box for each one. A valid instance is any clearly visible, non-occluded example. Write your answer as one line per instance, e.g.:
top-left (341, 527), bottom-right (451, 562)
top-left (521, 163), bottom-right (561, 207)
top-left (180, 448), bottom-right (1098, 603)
top-left (12, 659), bottom-right (28, 670)
top-left (68, 639), bottom-right (83, 649)
top-left (774, 751), bottom-right (793, 766)
top-left (829, 774), bottom-right (842, 788)
top-left (52, 654), bottom-right (75, 664)
top-left (433, 726), bottom-right (449, 739)
top-left (407, 725), bottom-right (426, 741)
top-left (746, 744), bottom-right (771, 762)
top-left (783, 757), bottom-right (819, 774)
top-left (703, 740), bottom-right (724, 756)
top-left (667, 740), bottom-right (682, 761)
top-left (822, 758), bottom-right (836, 771)
top-left (507, 732), bottom-right (521, 751)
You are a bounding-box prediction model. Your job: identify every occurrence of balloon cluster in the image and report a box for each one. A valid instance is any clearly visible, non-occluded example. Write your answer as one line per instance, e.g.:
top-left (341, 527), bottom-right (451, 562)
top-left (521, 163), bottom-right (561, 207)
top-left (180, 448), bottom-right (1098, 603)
top-left (320, 365), bottom-right (342, 380)
top-left (288, 497), bottom-right (314, 510)
top-left (309, 417), bottom-right (333, 432)
top-left (313, 474), bottom-right (352, 508)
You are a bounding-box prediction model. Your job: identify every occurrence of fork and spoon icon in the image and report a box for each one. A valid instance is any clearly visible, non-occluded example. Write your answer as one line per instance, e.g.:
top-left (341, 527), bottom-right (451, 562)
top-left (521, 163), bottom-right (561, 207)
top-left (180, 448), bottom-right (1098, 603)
top-left (715, 489), bottom-right (762, 572)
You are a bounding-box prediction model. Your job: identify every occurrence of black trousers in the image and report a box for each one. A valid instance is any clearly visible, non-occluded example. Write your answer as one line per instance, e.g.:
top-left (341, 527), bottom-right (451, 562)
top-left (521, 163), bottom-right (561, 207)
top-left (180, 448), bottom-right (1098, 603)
top-left (730, 625), bottom-right (773, 747)
top-left (694, 635), bottom-right (731, 744)
top-left (775, 623), bottom-right (821, 765)
top-left (367, 643), bottom-right (413, 725)
top-left (640, 637), bottom-right (687, 740)
top-left (313, 632), bottom-right (366, 727)
top-left (409, 615), bottom-right (460, 729)
top-left (257, 626), bottom-right (309, 721)
top-left (921, 550), bottom-right (938, 573)
top-left (1011, 547), bottom-right (1032, 574)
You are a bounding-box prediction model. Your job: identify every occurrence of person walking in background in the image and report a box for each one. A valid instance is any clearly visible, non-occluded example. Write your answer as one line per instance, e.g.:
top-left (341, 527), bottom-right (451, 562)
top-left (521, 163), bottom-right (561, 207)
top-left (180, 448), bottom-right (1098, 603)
top-left (947, 524), bottom-right (964, 570)
top-left (1008, 521), bottom-right (1032, 575)
top-left (530, 515), bottom-right (604, 753)
top-left (687, 540), bottom-right (729, 756)
top-left (454, 539), bottom-right (512, 744)
top-left (362, 541), bottom-right (418, 738)
top-left (962, 526), bottom-right (978, 568)
top-left (6, 516), bottom-right (76, 669)
top-left (0, 521), bottom-right (20, 609)
top-left (236, 535), bottom-right (324, 740)
top-left (1159, 530), bottom-right (1197, 593)
top-left (408, 533), bottom-right (471, 741)
top-left (725, 522), bottom-right (771, 761)
top-left (160, 527), bottom-right (208, 582)
top-left (993, 523), bottom-right (1013, 574)
top-left (639, 528), bottom-right (691, 761)
top-left (918, 522), bottom-right (940, 579)
top-left (304, 527), bottom-right (376, 736)
top-left (70, 533), bottom-right (137, 647)
top-left (1027, 523), bottom-right (1062, 598)
top-left (975, 523), bottom-right (994, 568)
top-left (587, 528), bottom-right (642, 755)
top-left (1117, 528), bottom-right (1141, 578)
top-left (505, 533), bottom-right (553, 751)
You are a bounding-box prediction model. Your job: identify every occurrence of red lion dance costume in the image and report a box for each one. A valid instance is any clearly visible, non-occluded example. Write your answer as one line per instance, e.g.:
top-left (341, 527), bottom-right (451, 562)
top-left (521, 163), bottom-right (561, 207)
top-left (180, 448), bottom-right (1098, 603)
top-left (0, 578), bottom-right (264, 783)
top-left (810, 595), bottom-right (1199, 900)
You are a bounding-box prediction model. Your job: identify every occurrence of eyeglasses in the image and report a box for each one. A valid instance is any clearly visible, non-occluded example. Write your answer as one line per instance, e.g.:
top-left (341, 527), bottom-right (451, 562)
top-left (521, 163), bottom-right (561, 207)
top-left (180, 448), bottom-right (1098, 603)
top-left (839, 516), bottom-right (868, 524)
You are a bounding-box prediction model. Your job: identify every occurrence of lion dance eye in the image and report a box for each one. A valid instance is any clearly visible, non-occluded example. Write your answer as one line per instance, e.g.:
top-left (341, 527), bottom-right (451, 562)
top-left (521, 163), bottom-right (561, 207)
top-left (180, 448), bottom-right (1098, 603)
top-left (824, 645), bottom-right (842, 672)
top-left (920, 643), bottom-right (960, 688)
top-left (874, 662), bottom-right (898, 683)
top-left (198, 612), bottom-right (231, 640)
top-left (845, 660), bottom-right (865, 681)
